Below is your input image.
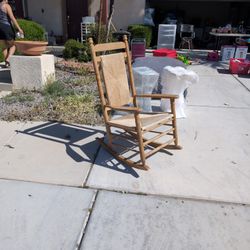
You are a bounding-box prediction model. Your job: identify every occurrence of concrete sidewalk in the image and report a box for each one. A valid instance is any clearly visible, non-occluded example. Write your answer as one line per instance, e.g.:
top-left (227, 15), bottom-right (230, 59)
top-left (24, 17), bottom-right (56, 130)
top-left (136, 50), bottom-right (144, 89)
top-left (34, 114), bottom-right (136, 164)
top-left (0, 57), bottom-right (250, 249)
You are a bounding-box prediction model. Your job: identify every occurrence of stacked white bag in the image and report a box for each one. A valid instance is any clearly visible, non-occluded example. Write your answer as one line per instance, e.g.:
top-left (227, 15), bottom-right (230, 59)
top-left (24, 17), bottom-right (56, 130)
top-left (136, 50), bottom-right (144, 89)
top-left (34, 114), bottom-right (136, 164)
top-left (161, 66), bottom-right (199, 118)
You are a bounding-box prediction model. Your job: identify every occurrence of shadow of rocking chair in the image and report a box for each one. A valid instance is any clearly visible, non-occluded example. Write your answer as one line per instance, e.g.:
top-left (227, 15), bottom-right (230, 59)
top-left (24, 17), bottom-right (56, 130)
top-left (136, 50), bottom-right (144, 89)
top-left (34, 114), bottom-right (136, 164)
top-left (89, 35), bottom-right (182, 170)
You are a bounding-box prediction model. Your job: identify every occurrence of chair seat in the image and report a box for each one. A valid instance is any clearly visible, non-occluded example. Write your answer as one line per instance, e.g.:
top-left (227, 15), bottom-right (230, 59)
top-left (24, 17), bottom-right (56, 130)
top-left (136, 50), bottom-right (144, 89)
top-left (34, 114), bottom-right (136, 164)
top-left (108, 113), bottom-right (173, 130)
top-left (183, 37), bottom-right (193, 41)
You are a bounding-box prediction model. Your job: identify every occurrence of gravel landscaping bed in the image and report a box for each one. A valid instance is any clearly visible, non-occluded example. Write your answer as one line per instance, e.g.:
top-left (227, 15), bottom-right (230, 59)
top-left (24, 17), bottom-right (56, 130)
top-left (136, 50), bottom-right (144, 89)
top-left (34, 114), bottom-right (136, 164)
top-left (0, 66), bottom-right (103, 125)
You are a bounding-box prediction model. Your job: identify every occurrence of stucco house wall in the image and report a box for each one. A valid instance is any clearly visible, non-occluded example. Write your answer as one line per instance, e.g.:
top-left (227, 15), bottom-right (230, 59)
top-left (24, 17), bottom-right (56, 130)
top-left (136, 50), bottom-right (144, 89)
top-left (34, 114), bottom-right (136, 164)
top-left (112, 0), bottom-right (145, 30)
top-left (26, 0), bottom-right (64, 36)
top-left (89, 0), bottom-right (102, 17)
top-left (24, 0), bottom-right (145, 38)
top-left (88, 0), bottom-right (145, 30)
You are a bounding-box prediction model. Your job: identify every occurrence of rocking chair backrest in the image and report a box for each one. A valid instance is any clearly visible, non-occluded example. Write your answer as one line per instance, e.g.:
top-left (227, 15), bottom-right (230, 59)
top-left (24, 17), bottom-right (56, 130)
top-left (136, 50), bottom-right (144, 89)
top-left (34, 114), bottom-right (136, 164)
top-left (89, 36), bottom-right (137, 109)
top-left (101, 53), bottom-right (131, 106)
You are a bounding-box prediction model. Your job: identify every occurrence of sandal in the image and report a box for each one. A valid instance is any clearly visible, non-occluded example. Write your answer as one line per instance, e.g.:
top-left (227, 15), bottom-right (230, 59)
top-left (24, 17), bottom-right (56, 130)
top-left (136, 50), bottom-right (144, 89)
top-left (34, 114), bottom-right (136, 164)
top-left (5, 61), bottom-right (10, 68)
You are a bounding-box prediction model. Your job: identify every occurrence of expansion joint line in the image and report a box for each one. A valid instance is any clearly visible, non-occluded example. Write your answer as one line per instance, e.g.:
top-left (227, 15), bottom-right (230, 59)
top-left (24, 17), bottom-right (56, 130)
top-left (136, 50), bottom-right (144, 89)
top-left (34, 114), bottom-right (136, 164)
top-left (75, 190), bottom-right (99, 250)
top-left (83, 141), bottom-right (102, 187)
top-left (231, 74), bottom-right (250, 92)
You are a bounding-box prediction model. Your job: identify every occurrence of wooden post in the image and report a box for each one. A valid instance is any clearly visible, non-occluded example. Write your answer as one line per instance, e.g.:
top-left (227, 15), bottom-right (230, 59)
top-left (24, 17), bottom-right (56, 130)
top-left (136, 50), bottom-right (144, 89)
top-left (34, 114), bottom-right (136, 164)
top-left (106, 0), bottom-right (114, 43)
top-left (170, 98), bottom-right (179, 146)
top-left (98, 0), bottom-right (103, 44)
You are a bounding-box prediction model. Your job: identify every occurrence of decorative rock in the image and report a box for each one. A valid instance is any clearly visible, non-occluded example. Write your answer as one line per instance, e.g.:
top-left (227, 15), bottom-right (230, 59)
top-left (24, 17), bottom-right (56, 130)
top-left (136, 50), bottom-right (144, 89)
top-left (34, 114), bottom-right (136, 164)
top-left (10, 54), bottom-right (55, 90)
top-left (133, 67), bottom-right (159, 112)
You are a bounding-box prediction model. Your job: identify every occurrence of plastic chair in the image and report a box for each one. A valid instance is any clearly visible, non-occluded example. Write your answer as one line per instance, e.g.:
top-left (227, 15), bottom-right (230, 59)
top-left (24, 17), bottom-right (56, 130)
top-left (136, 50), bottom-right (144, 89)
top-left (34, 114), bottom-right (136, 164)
top-left (179, 24), bottom-right (195, 50)
top-left (157, 24), bottom-right (177, 49)
top-left (89, 36), bottom-right (181, 170)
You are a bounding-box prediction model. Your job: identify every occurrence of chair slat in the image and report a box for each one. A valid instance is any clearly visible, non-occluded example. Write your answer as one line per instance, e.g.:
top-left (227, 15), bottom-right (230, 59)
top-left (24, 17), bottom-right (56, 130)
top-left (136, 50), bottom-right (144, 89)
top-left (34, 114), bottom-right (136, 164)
top-left (145, 138), bottom-right (175, 158)
top-left (142, 116), bottom-right (173, 131)
top-left (143, 128), bottom-right (174, 146)
top-left (101, 53), bottom-right (131, 107)
top-left (95, 52), bottom-right (127, 63)
top-left (94, 42), bottom-right (126, 52)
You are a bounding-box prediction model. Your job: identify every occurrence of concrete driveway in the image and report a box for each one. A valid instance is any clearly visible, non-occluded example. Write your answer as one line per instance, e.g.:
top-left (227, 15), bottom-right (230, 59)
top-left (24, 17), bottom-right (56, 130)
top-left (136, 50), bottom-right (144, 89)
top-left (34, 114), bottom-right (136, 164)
top-left (0, 55), bottom-right (250, 250)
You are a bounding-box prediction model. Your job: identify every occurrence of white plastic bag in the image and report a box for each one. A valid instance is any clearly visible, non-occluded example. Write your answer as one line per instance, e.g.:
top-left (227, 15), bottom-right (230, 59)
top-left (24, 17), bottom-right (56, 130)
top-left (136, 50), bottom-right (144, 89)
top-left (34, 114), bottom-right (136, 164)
top-left (160, 66), bottom-right (199, 118)
top-left (133, 67), bottom-right (159, 112)
top-left (144, 8), bottom-right (155, 27)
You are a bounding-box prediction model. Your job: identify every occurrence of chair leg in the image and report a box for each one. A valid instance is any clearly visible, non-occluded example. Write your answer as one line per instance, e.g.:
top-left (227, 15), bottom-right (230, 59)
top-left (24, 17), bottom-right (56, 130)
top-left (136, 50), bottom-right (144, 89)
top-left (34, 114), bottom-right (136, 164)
top-left (137, 131), bottom-right (147, 167)
top-left (135, 115), bottom-right (147, 167)
top-left (170, 99), bottom-right (182, 149)
top-left (106, 125), bottom-right (113, 147)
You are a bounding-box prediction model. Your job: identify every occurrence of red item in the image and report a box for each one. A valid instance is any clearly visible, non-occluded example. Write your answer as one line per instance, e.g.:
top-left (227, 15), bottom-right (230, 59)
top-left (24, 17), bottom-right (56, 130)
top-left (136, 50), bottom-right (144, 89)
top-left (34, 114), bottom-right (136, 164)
top-left (229, 58), bottom-right (250, 75)
top-left (131, 43), bottom-right (145, 60)
top-left (131, 39), bottom-right (146, 61)
top-left (207, 51), bottom-right (219, 61)
top-left (153, 48), bottom-right (177, 58)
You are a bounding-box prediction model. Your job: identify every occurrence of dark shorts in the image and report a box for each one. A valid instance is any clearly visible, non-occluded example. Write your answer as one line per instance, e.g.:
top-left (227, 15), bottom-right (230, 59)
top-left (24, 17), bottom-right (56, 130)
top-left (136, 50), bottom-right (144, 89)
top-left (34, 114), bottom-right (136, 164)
top-left (0, 22), bottom-right (15, 41)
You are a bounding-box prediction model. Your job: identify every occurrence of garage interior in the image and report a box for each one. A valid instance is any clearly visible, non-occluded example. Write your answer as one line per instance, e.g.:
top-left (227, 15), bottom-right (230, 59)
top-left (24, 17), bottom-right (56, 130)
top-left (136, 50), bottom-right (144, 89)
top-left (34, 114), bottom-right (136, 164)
top-left (146, 0), bottom-right (250, 48)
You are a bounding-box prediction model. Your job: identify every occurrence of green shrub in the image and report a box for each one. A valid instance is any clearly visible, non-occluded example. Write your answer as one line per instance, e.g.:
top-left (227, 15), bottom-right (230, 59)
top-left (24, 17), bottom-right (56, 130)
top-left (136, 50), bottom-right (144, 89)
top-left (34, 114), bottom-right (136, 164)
top-left (63, 39), bottom-right (91, 62)
top-left (128, 24), bottom-right (153, 48)
top-left (17, 19), bottom-right (46, 41)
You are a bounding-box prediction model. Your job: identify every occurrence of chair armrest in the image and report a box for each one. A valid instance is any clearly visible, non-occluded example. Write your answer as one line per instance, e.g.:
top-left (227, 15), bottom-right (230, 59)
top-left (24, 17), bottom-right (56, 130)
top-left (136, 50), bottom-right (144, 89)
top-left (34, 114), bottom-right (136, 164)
top-left (105, 105), bottom-right (140, 113)
top-left (135, 94), bottom-right (179, 99)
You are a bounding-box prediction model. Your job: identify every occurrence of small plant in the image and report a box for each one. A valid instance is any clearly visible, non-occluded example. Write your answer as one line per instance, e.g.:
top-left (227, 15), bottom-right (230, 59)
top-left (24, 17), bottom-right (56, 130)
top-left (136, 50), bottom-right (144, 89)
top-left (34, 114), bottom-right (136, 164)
top-left (0, 19), bottom-right (46, 62)
top-left (43, 81), bottom-right (74, 97)
top-left (63, 39), bottom-right (91, 62)
top-left (177, 54), bottom-right (192, 65)
top-left (128, 24), bottom-right (153, 48)
top-left (16, 19), bottom-right (46, 41)
top-left (3, 91), bottom-right (35, 104)
top-left (0, 19), bottom-right (46, 61)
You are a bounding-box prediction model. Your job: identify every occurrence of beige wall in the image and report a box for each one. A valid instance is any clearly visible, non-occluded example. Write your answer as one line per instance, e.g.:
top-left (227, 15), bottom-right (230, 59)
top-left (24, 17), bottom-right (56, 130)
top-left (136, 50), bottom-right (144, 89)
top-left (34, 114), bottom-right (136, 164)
top-left (89, 0), bottom-right (101, 17)
top-left (26, 0), bottom-right (64, 36)
top-left (26, 0), bottom-right (145, 36)
top-left (113, 0), bottom-right (145, 30)
top-left (89, 0), bottom-right (145, 30)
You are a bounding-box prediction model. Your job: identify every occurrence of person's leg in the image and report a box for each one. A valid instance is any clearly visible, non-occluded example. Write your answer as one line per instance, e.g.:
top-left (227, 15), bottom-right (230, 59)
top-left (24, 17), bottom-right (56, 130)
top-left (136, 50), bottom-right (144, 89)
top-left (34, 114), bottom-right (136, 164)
top-left (3, 47), bottom-right (8, 60)
top-left (5, 40), bottom-right (15, 65)
top-left (0, 40), bottom-right (8, 62)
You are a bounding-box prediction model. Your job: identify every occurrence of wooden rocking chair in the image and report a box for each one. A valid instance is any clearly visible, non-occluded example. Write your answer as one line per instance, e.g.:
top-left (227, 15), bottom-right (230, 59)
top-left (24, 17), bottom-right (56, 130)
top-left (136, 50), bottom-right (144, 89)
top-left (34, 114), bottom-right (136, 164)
top-left (89, 36), bottom-right (182, 170)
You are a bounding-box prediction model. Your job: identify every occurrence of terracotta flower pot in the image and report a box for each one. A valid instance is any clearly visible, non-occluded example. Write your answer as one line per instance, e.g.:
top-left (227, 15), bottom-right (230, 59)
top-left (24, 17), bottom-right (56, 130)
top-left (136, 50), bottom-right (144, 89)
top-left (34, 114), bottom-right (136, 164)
top-left (14, 41), bottom-right (48, 56)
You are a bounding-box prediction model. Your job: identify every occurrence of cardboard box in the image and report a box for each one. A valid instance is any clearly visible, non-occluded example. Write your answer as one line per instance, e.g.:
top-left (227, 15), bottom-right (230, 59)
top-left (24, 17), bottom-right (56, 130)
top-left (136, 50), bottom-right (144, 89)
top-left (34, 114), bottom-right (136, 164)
top-left (221, 46), bottom-right (235, 61)
top-left (235, 46), bottom-right (248, 59)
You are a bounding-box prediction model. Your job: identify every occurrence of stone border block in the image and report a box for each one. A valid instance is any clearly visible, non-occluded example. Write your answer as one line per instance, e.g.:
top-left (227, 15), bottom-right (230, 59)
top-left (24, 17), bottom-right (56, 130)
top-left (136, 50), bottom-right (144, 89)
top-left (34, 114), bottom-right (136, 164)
top-left (10, 54), bottom-right (55, 90)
